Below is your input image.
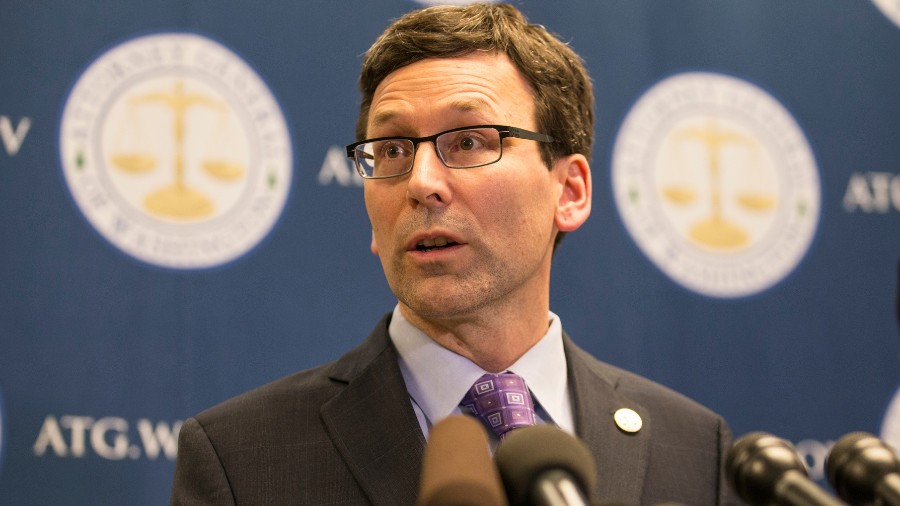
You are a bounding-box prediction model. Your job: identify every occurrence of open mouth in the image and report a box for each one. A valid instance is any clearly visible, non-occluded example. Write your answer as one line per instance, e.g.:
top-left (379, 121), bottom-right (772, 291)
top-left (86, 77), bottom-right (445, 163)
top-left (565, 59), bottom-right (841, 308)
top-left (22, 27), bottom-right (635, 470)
top-left (416, 237), bottom-right (459, 252)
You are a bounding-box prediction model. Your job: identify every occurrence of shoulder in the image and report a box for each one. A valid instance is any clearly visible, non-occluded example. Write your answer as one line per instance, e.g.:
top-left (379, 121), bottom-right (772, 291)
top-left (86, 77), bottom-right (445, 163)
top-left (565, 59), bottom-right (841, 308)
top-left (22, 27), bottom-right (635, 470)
top-left (614, 362), bottom-right (722, 423)
top-left (566, 336), bottom-right (728, 434)
top-left (192, 314), bottom-right (396, 435)
top-left (195, 362), bottom-right (340, 429)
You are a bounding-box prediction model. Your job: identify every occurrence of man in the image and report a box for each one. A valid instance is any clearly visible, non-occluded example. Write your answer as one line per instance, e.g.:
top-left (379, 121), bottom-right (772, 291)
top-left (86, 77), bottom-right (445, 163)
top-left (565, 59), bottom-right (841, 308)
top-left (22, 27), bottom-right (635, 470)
top-left (171, 4), bottom-right (737, 505)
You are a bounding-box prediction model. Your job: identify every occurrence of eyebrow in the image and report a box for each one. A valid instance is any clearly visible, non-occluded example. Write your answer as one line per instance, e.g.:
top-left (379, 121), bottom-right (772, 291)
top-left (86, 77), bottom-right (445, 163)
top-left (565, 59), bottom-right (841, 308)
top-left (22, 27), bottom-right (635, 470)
top-left (369, 98), bottom-right (494, 131)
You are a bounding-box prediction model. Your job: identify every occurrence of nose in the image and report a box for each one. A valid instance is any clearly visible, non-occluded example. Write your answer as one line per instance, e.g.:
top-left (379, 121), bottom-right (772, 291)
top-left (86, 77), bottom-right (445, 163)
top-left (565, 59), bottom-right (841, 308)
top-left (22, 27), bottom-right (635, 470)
top-left (406, 141), bottom-right (452, 208)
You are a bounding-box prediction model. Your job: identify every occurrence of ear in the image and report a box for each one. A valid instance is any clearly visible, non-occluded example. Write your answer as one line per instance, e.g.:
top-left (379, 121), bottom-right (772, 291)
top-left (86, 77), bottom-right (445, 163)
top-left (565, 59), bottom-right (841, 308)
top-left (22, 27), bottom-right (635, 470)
top-left (553, 154), bottom-right (592, 232)
top-left (370, 230), bottom-right (380, 256)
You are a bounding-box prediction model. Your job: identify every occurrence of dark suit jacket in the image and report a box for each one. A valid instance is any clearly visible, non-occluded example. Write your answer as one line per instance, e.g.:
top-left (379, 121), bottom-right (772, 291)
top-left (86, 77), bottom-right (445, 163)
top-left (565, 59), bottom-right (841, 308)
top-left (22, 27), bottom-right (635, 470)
top-left (171, 314), bottom-right (738, 505)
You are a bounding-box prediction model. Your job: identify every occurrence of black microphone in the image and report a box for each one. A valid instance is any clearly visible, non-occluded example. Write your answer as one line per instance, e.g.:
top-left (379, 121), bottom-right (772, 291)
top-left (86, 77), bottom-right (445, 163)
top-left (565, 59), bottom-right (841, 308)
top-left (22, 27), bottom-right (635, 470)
top-left (417, 415), bottom-right (506, 506)
top-left (726, 432), bottom-right (846, 506)
top-left (494, 424), bottom-right (596, 506)
top-left (825, 432), bottom-right (900, 506)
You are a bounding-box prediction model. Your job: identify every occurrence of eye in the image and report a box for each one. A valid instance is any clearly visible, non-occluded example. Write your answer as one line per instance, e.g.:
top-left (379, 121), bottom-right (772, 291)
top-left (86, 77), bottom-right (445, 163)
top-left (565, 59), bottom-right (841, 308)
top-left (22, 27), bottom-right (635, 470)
top-left (458, 135), bottom-right (478, 151)
top-left (445, 131), bottom-right (488, 152)
top-left (377, 141), bottom-right (410, 159)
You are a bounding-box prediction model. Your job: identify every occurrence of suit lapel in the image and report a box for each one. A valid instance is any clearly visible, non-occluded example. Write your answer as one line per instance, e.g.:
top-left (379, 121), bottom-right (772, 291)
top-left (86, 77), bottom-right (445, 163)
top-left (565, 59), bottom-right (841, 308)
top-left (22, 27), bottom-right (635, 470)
top-left (565, 334), bottom-right (650, 505)
top-left (321, 317), bottom-right (426, 506)
top-left (318, 320), bottom-right (650, 505)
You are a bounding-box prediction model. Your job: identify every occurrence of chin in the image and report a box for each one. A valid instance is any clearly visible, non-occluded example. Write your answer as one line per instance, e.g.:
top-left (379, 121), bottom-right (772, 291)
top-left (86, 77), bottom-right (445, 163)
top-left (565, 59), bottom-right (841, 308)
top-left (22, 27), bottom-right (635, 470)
top-left (401, 292), bottom-right (489, 321)
top-left (392, 273), bottom-right (503, 320)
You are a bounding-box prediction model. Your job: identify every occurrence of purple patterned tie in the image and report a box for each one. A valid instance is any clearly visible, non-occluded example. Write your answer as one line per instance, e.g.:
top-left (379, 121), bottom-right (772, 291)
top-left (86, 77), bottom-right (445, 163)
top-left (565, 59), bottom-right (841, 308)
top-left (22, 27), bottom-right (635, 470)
top-left (460, 372), bottom-right (536, 438)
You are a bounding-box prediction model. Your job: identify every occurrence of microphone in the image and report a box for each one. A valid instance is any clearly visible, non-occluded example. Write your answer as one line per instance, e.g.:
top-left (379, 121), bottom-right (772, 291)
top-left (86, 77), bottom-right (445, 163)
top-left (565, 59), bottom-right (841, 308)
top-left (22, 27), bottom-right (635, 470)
top-left (417, 415), bottom-right (506, 506)
top-left (494, 424), bottom-right (596, 506)
top-left (825, 432), bottom-right (900, 506)
top-left (726, 432), bottom-right (846, 506)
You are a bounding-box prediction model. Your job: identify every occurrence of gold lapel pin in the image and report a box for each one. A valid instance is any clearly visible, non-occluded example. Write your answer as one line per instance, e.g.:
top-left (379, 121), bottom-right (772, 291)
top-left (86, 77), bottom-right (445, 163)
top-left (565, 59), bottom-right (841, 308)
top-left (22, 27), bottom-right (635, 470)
top-left (613, 408), bottom-right (642, 434)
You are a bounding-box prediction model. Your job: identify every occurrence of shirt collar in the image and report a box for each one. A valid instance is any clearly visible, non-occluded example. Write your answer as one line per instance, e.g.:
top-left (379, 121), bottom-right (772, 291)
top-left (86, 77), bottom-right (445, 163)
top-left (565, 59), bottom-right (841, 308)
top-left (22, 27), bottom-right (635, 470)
top-left (388, 305), bottom-right (573, 434)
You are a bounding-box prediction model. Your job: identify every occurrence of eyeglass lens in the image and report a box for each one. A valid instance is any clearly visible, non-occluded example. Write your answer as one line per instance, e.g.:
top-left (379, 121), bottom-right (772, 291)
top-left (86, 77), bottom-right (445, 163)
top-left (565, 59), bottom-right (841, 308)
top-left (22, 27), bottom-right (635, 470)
top-left (356, 127), bottom-right (503, 178)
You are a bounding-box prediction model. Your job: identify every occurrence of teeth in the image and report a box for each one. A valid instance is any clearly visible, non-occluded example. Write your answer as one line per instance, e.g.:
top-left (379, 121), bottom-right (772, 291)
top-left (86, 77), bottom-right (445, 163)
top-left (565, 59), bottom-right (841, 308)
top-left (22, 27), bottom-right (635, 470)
top-left (419, 237), bottom-right (449, 248)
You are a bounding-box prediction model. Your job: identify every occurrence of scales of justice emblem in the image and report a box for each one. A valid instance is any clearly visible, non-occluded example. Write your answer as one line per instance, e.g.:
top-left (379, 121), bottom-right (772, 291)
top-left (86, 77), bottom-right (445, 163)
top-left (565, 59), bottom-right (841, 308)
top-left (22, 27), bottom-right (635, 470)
top-left (657, 117), bottom-right (777, 253)
top-left (108, 79), bottom-right (246, 221)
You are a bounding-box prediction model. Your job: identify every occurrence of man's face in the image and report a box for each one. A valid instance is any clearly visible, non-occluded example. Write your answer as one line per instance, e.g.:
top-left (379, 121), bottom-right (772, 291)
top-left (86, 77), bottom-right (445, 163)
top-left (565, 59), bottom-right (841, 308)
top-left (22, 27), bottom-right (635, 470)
top-left (363, 52), bottom-right (570, 322)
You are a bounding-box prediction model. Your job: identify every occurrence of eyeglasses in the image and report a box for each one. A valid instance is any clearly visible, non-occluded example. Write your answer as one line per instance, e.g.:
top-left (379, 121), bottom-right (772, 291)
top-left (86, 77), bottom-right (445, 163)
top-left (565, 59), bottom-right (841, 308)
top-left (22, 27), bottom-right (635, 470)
top-left (345, 124), bottom-right (555, 179)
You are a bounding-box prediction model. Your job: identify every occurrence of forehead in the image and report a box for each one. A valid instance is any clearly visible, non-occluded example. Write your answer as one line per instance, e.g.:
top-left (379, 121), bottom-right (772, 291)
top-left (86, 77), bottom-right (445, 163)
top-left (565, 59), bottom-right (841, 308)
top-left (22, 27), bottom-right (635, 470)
top-left (367, 52), bottom-right (536, 135)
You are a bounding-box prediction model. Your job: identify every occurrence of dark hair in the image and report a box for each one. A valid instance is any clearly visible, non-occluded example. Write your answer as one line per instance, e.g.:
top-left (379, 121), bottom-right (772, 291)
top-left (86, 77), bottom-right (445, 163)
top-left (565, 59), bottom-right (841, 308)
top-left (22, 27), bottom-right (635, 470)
top-left (356, 3), bottom-right (594, 169)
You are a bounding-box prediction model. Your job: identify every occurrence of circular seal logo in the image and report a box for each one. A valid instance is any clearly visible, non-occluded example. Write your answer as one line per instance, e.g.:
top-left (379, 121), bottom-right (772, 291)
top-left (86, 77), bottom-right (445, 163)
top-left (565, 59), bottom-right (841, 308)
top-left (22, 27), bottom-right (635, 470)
top-left (611, 72), bottom-right (820, 298)
top-left (60, 33), bottom-right (292, 270)
top-left (873, 0), bottom-right (900, 29)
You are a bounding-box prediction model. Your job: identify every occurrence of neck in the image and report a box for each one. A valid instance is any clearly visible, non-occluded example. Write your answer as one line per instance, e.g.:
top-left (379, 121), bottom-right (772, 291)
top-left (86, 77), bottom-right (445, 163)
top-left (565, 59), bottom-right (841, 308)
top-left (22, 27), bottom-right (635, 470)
top-left (398, 293), bottom-right (551, 373)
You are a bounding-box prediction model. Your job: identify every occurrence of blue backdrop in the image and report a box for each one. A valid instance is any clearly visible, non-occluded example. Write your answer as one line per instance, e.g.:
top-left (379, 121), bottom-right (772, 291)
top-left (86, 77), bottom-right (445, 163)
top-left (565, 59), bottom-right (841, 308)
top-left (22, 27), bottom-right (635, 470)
top-left (2, 1), bottom-right (899, 504)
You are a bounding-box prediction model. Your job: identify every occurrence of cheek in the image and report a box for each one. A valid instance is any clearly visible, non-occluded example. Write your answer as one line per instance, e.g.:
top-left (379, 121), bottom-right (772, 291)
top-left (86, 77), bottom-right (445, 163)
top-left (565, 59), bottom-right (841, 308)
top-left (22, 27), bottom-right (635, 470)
top-left (475, 178), bottom-right (555, 236)
top-left (364, 189), bottom-right (391, 227)
top-left (365, 188), bottom-right (407, 255)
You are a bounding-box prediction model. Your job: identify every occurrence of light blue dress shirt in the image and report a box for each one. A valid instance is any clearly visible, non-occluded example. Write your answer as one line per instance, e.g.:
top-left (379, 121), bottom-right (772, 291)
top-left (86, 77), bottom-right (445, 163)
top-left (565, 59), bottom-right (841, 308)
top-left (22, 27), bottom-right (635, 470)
top-left (388, 305), bottom-right (575, 448)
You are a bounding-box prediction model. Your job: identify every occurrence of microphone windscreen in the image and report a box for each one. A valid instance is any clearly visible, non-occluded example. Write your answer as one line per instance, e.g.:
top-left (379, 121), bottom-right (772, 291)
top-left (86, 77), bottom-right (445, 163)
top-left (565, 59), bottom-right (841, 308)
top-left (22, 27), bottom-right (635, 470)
top-left (725, 432), bottom-right (808, 504)
top-left (418, 415), bottom-right (506, 506)
top-left (494, 424), bottom-right (597, 506)
top-left (825, 431), bottom-right (900, 504)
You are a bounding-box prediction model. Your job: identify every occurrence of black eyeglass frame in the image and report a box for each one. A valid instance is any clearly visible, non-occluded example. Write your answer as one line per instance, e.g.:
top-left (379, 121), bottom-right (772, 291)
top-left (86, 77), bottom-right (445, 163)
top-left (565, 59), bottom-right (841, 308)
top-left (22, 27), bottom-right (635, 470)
top-left (345, 124), bottom-right (556, 179)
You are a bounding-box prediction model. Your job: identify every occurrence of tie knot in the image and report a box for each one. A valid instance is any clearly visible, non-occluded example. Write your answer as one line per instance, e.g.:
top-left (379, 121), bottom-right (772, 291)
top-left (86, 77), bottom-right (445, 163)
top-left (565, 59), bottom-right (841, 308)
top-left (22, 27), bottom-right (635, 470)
top-left (461, 372), bottom-right (536, 438)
